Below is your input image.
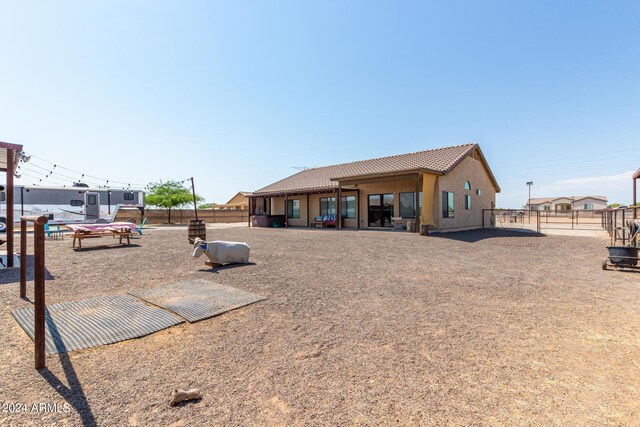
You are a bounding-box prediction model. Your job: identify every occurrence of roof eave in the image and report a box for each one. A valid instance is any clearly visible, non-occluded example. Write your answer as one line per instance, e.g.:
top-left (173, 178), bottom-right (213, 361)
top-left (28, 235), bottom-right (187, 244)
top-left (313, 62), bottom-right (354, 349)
top-left (329, 168), bottom-right (437, 182)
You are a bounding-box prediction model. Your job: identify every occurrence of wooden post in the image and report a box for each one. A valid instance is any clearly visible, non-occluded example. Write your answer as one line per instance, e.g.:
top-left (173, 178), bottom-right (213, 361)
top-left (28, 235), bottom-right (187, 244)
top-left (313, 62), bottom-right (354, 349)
top-left (33, 216), bottom-right (47, 369)
top-left (356, 189), bottom-right (360, 229)
top-left (306, 194), bottom-right (310, 227)
top-left (190, 177), bottom-right (199, 221)
top-left (415, 175), bottom-right (421, 233)
top-left (284, 195), bottom-right (288, 228)
top-left (7, 148), bottom-right (14, 268)
top-left (20, 219), bottom-right (26, 298)
top-left (337, 184), bottom-right (342, 230)
top-left (247, 198), bottom-right (251, 228)
top-left (622, 208), bottom-right (625, 244)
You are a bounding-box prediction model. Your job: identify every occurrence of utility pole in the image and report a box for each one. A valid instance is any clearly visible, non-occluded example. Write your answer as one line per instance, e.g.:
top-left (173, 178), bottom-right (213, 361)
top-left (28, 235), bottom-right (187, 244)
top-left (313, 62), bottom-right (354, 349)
top-left (190, 177), bottom-right (198, 221)
top-left (526, 181), bottom-right (533, 222)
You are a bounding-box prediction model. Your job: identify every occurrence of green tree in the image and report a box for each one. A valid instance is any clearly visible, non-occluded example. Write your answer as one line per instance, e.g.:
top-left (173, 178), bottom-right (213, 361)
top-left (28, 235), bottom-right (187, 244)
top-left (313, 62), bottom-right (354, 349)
top-left (146, 181), bottom-right (203, 223)
top-left (198, 202), bottom-right (218, 209)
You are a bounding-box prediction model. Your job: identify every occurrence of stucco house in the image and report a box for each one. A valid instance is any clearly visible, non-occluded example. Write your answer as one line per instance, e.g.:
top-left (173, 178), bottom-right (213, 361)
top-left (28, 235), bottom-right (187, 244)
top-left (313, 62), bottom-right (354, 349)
top-left (247, 143), bottom-right (500, 233)
top-left (526, 196), bottom-right (607, 212)
top-left (214, 191), bottom-right (251, 210)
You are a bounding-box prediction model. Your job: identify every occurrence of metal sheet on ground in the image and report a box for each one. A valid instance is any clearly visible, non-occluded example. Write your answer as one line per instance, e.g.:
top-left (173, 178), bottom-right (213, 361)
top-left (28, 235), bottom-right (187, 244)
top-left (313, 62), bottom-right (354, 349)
top-left (128, 279), bottom-right (266, 323)
top-left (11, 295), bottom-right (184, 355)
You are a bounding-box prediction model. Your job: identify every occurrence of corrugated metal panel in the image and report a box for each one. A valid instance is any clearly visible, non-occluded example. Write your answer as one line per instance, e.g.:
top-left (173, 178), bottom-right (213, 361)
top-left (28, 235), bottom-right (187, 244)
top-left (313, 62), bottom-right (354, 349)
top-left (129, 279), bottom-right (266, 323)
top-left (12, 295), bottom-right (183, 354)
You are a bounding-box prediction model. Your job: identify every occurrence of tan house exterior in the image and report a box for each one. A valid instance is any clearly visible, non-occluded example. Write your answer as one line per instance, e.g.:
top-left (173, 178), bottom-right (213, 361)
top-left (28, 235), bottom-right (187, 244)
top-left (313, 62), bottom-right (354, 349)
top-left (214, 191), bottom-right (251, 210)
top-left (248, 143), bottom-right (500, 233)
top-left (526, 195), bottom-right (607, 212)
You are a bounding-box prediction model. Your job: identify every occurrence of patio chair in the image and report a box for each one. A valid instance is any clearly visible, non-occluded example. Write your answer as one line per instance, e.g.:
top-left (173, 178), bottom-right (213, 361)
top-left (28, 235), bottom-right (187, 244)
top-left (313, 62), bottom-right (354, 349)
top-left (136, 217), bottom-right (147, 235)
top-left (44, 223), bottom-right (64, 240)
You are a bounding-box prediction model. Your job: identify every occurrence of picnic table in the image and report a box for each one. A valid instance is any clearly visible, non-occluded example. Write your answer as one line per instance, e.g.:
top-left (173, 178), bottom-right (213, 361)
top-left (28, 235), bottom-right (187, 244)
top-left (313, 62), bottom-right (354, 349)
top-left (67, 222), bottom-right (137, 248)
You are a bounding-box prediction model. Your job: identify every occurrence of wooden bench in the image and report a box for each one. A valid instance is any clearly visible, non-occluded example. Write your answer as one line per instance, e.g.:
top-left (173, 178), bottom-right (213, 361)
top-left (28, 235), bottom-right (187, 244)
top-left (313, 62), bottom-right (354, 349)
top-left (71, 228), bottom-right (132, 248)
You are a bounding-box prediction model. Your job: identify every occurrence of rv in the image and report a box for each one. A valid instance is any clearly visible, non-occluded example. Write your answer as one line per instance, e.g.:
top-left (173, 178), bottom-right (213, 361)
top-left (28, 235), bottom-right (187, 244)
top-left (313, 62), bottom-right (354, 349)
top-left (0, 185), bottom-right (145, 228)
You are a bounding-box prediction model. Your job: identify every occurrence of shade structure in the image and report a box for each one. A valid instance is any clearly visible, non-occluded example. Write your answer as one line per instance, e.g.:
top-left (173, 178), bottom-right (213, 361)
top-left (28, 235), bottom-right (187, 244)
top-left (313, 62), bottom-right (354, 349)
top-left (0, 141), bottom-right (23, 174)
top-left (0, 141), bottom-right (24, 268)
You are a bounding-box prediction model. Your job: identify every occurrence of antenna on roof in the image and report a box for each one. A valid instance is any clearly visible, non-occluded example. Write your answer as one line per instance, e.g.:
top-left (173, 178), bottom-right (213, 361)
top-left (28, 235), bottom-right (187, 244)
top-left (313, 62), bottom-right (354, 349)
top-left (291, 166), bottom-right (317, 171)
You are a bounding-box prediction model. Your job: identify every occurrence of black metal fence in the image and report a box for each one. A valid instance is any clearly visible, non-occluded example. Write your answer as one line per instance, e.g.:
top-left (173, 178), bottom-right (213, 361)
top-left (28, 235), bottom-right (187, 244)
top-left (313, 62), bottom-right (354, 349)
top-left (482, 209), bottom-right (541, 234)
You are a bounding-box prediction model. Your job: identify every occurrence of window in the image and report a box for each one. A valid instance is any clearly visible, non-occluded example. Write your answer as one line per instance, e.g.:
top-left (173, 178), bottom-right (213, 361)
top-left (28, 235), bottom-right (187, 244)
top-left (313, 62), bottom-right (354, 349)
top-left (87, 195), bottom-right (97, 205)
top-left (476, 189), bottom-right (481, 196)
top-left (464, 181), bottom-right (471, 190)
top-left (287, 199), bottom-right (300, 218)
top-left (464, 194), bottom-right (471, 210)
top-left (442, 192), bottom-right (454, 218)
top-left (341, 195), bottom-right (356, 219)
top-left (368, 194), bottom-right (394, 227)
top-left (70, 200), bottom-right (84, 207)
top-left (0, 192), bottom-right (4, 202)
top-left (584, 203), bottom-right (593, 210)
top-left (530, 205), bottom-right (538, 210)
top-left (543, 205), bottom-right (551, 211)
top-left (400, 192), bottom-right (416, 218)
top-left (124, 192), bottom-right (134, 201)
top-left (320, 197), bottom-right (336, 215)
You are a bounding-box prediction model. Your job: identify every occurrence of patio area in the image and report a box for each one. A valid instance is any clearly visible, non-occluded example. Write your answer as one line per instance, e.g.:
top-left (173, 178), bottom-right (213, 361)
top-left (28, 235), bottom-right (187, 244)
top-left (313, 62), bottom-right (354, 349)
top-left (1, 226), bottom-right (639, 425)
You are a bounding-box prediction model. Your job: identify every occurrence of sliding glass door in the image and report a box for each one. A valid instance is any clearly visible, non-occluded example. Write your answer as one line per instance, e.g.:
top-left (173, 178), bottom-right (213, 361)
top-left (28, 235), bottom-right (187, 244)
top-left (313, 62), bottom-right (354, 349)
top-left (368, 193), bottom-right (394, 227)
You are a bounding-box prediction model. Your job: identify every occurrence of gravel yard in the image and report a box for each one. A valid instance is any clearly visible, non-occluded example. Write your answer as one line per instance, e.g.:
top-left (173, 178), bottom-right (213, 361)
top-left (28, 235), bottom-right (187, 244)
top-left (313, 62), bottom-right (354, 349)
top-left (1, 226), bottom-right (639, 426)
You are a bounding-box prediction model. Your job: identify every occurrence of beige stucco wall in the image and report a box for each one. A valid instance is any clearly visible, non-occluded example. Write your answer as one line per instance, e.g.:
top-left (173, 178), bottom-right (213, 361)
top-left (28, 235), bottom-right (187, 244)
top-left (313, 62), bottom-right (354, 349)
top-left (573, 198), bottom-right (607, 210)
top-left (355, 179), bottom-right (418, 228)
top-left (435, 155), bottom-right (497, 231)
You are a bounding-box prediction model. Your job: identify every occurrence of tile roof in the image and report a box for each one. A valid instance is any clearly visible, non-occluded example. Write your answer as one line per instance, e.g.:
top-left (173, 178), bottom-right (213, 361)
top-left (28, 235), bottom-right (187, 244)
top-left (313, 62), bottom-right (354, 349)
top-left (252, 143), bottom-right (499, 196)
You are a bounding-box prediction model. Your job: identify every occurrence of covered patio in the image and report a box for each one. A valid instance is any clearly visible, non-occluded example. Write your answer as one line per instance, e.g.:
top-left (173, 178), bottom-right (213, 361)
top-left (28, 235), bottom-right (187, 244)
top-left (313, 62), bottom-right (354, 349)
top-left (0, 141), bottom-right (24, 268)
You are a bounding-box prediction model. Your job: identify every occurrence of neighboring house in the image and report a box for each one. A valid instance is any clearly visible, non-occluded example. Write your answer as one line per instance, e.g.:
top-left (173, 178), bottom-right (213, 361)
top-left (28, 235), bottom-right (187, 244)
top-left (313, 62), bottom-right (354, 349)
top-left (213, 192), bottom-right (251, 210)
top-left (248, 143), bottom-right (500, 232)
top-left (526, 196), bottom-right (608, 212)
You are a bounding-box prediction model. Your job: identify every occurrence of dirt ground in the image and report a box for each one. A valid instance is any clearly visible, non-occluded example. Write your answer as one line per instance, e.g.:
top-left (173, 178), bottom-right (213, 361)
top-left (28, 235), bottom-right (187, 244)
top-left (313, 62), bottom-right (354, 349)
top-left (1, 226), bottom-right (639, 426)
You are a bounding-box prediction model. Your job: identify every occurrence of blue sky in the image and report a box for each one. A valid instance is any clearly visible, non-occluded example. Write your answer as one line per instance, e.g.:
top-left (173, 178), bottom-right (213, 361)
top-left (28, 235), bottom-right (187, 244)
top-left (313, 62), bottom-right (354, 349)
top-left (1, 1), bottom-right (638, 206)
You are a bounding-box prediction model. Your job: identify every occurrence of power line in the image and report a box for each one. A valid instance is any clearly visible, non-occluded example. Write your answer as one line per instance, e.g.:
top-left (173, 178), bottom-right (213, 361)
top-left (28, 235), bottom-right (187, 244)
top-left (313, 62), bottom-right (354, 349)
top-left (23, 152), bottom-right (147, 187)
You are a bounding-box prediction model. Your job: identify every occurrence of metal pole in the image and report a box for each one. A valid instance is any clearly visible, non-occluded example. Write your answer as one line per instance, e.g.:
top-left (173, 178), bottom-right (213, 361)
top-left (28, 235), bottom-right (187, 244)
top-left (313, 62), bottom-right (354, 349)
top-left (20, 219), bottom-right (26, 298)
top-left (622, 208), bottom-right (626, 245)
top-left (190, 177), bottom-right (198, 221)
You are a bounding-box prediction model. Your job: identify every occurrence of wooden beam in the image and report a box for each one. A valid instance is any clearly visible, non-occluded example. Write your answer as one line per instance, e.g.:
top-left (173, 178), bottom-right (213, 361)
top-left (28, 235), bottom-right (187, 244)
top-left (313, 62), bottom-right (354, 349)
top-left (415, 175), bottom-right (421, 233)
top-left (337, 173), bottom-right (420, 187)
top-left (284, 194), bottom-right (288, 228)
top-left (356, 189), bottom-right (360, 229)
top-left (34, 219), bottom-right (46, 369)
top-left (337, 183), bottom-right (342, 230)
top-left (6, 148), bottom-right (14, 267)
top-left (20, 219), bottom-right (26, 298)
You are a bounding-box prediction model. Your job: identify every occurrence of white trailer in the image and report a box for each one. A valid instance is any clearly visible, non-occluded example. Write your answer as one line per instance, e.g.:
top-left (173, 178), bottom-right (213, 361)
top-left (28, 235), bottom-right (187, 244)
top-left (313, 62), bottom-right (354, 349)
top-left (0, 185), bottom-right (145, 227)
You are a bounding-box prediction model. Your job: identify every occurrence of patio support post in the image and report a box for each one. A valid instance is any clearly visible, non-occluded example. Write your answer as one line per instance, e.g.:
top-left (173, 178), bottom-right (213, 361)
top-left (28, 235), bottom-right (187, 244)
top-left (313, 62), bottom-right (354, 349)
top-left (337, 183), bottom-right (342, 230)
top-left (415, 175), bottom-right (421, 233)
top-left (284, 194), bottom-right (288, 228)
top-left (356, 189), bottom-right (360, 229)
top-left (247, 197), bottom-right (252, 228)
top-left (306, 194), bottom-right (310, 227)
top-left (7, 148), bottom-right (14, 267)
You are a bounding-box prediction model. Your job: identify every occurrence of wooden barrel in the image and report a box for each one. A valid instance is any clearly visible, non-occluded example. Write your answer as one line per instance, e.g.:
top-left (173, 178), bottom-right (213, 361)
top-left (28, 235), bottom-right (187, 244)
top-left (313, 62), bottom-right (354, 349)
top-left (188, 219), bottom-right (206, 242)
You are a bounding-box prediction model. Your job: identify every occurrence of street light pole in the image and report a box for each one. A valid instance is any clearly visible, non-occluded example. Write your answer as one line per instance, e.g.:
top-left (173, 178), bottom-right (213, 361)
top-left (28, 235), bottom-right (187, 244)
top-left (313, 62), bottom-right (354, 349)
top-left (526, 181), bottom-right (533, 223)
